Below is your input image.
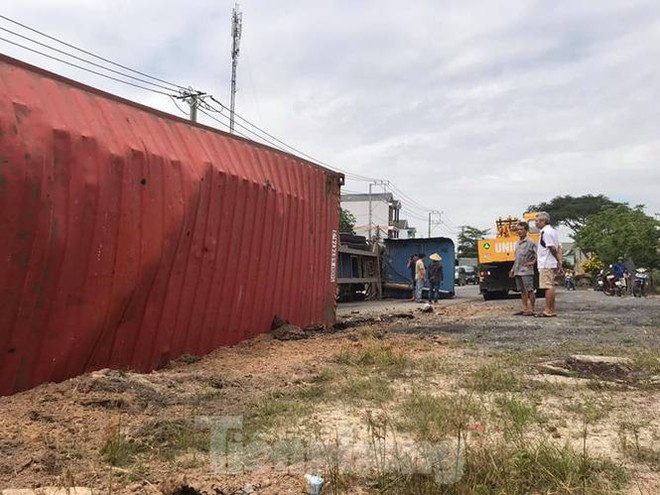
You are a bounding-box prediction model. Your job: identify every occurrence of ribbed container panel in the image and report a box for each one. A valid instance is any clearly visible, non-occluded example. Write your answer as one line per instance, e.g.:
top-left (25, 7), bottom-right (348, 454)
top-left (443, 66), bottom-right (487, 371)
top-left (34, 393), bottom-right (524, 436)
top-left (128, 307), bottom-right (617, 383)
top-left (0, 55), bottom-right (341, 395)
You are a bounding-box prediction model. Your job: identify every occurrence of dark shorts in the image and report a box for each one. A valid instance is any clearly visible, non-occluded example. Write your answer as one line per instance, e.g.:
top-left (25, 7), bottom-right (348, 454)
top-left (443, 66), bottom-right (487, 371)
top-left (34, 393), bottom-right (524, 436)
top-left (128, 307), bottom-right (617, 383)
top-left (515, 275), bottom-right (535, 292)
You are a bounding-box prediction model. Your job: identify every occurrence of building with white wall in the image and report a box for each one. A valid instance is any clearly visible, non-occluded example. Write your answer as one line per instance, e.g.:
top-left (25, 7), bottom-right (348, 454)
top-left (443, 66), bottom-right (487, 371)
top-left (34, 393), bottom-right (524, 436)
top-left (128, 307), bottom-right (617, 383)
top-left (341, 193), bottom-right (416, 239)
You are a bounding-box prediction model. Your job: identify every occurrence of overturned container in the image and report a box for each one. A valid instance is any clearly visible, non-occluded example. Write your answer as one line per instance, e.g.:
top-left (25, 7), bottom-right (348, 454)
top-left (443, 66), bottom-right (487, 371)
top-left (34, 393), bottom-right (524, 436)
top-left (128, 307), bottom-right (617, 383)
top-left (0, 55), bottom-right (343, 395)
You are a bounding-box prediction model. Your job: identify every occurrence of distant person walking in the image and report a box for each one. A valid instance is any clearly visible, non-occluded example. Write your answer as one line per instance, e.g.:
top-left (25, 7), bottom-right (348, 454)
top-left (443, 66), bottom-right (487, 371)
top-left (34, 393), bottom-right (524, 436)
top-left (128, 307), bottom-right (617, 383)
top-left (428, 253), bottom-right (443, 304)
top-left (415, 253), bottom-right (426, 303)
top-left (535, 212), bottom-right (562, 317)
top-left (407, 254), bottom-right (418, 301)
top-left (509, 221), bottom-right (537, 316)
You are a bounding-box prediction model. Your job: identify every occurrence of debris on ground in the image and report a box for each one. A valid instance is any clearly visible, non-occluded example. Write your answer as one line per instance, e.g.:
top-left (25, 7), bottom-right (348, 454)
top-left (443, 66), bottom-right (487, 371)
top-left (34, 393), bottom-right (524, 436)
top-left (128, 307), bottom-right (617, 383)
top-left (271, 323), bottom-right (308, 341)
top-left (534, 354), bottom-right (635, 382)
top-left (1, 489), bottom-right (93, 495)
top-left (419, 303), bottom-right (433, 313)
top-left (333, 312), bottom-right (415, 330)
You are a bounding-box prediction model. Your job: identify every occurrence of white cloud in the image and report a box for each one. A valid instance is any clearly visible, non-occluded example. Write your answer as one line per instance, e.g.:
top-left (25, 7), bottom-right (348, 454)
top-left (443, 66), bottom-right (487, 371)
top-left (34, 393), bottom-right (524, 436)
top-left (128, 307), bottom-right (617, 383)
top-left (1, 0), bottom-right (659, 241)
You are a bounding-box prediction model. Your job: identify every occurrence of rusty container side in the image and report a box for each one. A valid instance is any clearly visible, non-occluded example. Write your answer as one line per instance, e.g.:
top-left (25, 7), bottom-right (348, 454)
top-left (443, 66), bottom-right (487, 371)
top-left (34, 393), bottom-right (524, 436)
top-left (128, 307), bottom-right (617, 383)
top-left (0, 55), bottom-right (341, 395)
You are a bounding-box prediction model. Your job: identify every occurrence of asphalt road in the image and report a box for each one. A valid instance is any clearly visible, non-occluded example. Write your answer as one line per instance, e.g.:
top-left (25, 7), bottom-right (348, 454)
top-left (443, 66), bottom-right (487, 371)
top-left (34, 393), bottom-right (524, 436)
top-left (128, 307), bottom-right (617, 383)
top-left (408, 287), bottom-right (659, 351)
top-left (339, 286), bottom-right (659, 351)
top-left (336, 284), bottom-right (483, 318)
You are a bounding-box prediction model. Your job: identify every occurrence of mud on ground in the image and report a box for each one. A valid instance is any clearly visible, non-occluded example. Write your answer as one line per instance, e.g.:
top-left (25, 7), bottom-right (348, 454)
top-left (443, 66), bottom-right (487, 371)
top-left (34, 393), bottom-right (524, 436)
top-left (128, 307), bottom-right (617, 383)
top-left (1, 290), bottom-right (658, 494)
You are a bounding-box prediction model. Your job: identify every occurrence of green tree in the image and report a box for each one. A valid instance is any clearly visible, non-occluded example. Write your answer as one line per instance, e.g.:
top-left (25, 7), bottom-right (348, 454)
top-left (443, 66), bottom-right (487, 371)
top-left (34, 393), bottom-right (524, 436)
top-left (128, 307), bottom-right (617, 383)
top-left (340, 208), bottom-right (357, 234)
top-left (528, 194), bottom-right (622, 232)
top-left (573, 205), bottom-right (659, 268)
top-left (457, 226), bottom-right (491, 258)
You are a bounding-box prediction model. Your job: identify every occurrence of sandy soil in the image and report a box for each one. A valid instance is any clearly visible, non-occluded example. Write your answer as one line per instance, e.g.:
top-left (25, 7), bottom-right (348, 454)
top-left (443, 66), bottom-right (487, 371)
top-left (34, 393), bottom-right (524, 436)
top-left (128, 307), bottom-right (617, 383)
top-left (1, 289), bottom-right (658, 494)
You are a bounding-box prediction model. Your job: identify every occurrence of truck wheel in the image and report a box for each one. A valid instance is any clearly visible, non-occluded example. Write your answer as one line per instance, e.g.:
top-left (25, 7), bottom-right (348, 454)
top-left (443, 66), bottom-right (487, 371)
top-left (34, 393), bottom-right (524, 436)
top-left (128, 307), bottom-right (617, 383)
top-left (482, 291), bottom-right (495, 301)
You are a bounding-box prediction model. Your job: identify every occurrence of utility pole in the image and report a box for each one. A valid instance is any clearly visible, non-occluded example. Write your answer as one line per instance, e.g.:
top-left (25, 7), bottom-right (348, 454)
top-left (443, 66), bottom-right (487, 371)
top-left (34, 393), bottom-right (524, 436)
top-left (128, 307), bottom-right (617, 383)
top-left (368, 179), bottom-right (388, 240)
top-left (230, 2), bottom-right (243, 133)
top-left (189, 95), bottom-right (198, 122)
top-left (175, 89), bottom-right (205, 123)
top-left (428, 210), bottom-right (442, 237)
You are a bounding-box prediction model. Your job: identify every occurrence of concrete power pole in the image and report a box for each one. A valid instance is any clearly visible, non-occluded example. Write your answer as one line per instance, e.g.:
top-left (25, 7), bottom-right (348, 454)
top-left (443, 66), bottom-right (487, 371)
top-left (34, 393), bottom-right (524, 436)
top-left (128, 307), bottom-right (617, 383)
top-left (189, 95), bottom-right (198, 122)
top-left (230, 3), bottom-right (243, 134)
top-left (428, 210), bottom-right (441, 237)
top-left (368, 180), bottom-right (388, 240)
top-left (175, 88), bottom-right (204, 123)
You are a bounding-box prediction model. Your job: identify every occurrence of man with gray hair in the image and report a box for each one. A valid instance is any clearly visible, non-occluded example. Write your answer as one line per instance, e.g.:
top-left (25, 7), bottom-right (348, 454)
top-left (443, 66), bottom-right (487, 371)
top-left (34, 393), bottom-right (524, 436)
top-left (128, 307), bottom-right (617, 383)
top-left (535, 211), bottom-right (562, 317)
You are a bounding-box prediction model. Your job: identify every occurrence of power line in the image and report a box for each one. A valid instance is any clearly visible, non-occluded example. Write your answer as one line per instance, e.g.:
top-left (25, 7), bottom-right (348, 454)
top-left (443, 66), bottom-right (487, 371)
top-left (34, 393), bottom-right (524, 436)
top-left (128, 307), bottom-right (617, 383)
top-left (0, 26), bottom-right (180, 93)
top-left (0, 13), bottom-right (376, 182)
top-left (0, 14), bottom-right (449, 226)
top-left (207, 96), bottom-right (378, 182)
top-left (0, 35), bottom-right (176, 96)
top-left (0, 13), bottom-right (187, 90)
top-left (197, 107), bottom-right (254, 141)
top-left (388, 183), bottom-right (435, 212)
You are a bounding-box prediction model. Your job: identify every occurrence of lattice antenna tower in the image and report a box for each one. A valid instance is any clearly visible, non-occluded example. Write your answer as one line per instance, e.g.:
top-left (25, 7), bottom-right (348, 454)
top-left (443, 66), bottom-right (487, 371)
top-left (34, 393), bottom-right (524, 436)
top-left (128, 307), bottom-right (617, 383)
top-left (230, 2), bottom-right (243, 133)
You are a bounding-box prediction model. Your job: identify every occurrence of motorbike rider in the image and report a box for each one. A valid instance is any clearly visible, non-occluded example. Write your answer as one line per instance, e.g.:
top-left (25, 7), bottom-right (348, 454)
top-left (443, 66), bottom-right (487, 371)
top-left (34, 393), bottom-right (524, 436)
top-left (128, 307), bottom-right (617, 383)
top-left (612, 257), bottom-right (626, 279)
top-left (612, 257), bottom-right (628, 289)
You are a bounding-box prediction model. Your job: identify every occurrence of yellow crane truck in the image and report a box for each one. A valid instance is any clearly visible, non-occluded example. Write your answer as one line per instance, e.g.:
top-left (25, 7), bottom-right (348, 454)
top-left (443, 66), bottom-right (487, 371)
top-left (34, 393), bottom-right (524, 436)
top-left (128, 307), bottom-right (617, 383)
top-left (477, 212), bottom-right (543, 300)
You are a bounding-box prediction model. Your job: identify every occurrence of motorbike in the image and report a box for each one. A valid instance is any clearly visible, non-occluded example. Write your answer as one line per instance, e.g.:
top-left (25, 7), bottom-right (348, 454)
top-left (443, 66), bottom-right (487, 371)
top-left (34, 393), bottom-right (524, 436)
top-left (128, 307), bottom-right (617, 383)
top-left (604, 274), bottom-right (626, 297)
top-left (564, 272), bottom-right (576, 290)
top-left (633, 268), bottom-right (649, 297)
top-left (594, 270), bottom-right (606, 292)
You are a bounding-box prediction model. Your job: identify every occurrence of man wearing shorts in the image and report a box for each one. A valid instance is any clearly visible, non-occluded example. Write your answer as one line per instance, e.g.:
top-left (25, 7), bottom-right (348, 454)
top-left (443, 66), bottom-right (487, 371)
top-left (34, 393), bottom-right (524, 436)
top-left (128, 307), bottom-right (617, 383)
top-left (536, 211), bottom-right (562, 317)
top-left (509, 221), bottom-right (537, 316)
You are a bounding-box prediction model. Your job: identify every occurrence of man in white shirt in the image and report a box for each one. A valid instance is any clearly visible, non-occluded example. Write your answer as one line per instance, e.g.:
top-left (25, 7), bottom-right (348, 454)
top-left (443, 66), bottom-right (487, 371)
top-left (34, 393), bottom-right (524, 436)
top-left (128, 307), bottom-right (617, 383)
top-left (535, 211), bottom-right (562, 317)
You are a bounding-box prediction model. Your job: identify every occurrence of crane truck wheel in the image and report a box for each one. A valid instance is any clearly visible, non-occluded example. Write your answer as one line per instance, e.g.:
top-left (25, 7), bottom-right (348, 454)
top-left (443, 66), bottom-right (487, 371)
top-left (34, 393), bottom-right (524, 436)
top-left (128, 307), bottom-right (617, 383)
top-left (483, 290), bottom-right (508, 301)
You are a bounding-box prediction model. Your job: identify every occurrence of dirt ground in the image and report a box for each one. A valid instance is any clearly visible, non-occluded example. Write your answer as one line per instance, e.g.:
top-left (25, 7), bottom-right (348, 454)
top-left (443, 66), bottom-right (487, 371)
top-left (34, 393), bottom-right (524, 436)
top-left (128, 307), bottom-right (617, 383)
top-left (1, 287), bottom-right (658, 494)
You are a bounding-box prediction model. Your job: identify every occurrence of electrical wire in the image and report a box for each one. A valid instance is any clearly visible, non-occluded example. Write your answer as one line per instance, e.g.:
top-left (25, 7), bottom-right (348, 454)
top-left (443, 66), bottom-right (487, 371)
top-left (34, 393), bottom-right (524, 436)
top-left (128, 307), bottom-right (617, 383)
top-left (0, 14), bottom-right (452, 226)
top-left (0, 13), bottom-right (188, 90)
top-left (0, 35), bottom-right (175, 96)
top-left (207, 96), bottom-right (378, 182)
top-left (168, 95), bottom-right (191, 117)
top-left (0, 26), bottom-right (179, 93)
top-left (388, 182), bottom-right (435, 212)
top-left (197, 107), bottom-right (254, 141)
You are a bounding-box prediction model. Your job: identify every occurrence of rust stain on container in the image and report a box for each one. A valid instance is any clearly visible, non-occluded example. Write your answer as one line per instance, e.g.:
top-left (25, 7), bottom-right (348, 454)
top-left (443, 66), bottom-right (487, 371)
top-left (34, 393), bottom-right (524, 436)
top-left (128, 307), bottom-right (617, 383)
top-left (0, 55), bottom-right (342, 395)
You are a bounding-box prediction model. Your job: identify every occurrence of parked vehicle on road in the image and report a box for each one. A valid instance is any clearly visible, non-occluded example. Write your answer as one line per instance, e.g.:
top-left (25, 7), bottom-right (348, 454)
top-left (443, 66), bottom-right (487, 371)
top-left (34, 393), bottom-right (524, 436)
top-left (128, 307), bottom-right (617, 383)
top-left (477, 213), bottom-right (543, 300)
top-left (594, 269), bottom-right (606, 291)
top-left (604, 273), bottom-right (626, 297)
top-left (633, 268), bottom-right (650, 297)
top-left (455, 265), bottom-right (478, 286)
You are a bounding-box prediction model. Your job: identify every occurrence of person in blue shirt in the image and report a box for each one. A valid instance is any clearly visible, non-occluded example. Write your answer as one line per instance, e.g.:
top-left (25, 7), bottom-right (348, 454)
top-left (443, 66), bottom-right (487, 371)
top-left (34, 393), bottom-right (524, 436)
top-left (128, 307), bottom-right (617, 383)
top-left (612, 257), bottom-right (627, 279)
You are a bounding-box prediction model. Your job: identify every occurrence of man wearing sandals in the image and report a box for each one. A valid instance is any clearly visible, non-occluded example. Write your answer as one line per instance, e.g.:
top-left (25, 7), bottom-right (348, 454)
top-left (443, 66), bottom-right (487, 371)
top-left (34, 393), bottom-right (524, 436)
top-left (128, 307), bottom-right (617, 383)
top-left (509, 221), bottom-right (537, 316)
top-left (536, 211), bottom-right (563, 317)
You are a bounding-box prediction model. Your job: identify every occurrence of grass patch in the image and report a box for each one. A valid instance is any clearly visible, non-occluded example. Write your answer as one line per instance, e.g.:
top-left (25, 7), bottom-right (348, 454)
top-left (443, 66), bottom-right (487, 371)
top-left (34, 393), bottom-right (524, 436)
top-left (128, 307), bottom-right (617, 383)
top-left (632, 349), bottom-right (660, 376)
top-left (396, 392), bottom-right (480, 442)
top-left (140, 419), bottom-right (209, 460)
top-left (360, 438), bottom-right (627, 494)
top-left (339, 376), bottom-right (394, 404)
top-left (617, 421), bottom-right (660, 468)
top-left (416, 355), bottom-right (452, 375)
top-left (494, 395), bottom-right (545, 440)
top-left (455, 438), bottom-right (628, 494)
top-left (100, 427), bottom-right (140, 466)
top-left (244, 392), bottom-right (314, 436)
top-left (468, 363), bottom-right (521, 392)
top-left (335, 339), bottom-right (412, 376)
top-left (309, 368), bottom-right (336, 383)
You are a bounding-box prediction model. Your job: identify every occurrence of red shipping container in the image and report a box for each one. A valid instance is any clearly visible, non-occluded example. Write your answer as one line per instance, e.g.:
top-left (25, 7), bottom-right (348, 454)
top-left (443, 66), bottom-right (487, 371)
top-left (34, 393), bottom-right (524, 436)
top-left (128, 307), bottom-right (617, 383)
top-left (0, 55), bottom-right (342, 396)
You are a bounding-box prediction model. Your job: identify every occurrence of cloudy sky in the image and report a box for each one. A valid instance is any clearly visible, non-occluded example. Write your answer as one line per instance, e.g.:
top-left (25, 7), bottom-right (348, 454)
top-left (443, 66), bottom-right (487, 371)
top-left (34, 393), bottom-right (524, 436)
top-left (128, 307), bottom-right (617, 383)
top-left (2, 0), bottom-right (659, 239)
